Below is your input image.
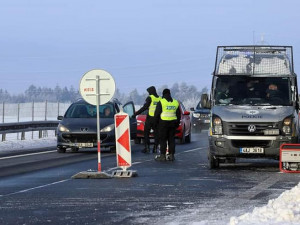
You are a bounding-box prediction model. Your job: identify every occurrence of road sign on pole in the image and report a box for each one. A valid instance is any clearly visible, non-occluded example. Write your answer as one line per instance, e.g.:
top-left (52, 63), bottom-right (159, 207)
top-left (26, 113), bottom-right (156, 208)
top-left (79, 69), bottom-right (116, 106)
top-left (73, 69), bottom-right (115, 179)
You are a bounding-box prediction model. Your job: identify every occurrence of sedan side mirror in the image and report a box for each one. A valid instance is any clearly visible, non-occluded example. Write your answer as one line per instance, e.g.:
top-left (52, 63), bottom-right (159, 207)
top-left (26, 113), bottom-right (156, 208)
top-left (57, 116), bottom-right (63, 120)
top-left (190, 107), bottom-right (195, 111)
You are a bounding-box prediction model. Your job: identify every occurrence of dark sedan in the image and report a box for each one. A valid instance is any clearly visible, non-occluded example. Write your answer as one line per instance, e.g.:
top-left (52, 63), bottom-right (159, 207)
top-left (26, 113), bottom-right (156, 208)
top-left (56, 99), bottom-right (136, 153)
top-left (190, 101), bottom-right (210, 132)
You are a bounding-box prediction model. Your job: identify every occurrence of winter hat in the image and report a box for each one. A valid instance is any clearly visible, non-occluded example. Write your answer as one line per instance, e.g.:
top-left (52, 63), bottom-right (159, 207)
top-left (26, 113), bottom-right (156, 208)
top-left (162, 88), bottom-right (171, 96)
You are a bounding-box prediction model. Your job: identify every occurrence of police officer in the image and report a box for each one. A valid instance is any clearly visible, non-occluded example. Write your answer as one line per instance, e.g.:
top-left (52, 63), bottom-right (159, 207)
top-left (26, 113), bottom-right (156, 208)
top-left (133, 86), bottom-right (161, 153)
top-left (154, 88), bottom-right (180, 161)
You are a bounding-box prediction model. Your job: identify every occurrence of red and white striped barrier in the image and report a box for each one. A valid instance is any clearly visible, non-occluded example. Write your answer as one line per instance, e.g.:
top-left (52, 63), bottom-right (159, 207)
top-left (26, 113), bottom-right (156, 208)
top-left (113, 112), bottom-right (137, 177)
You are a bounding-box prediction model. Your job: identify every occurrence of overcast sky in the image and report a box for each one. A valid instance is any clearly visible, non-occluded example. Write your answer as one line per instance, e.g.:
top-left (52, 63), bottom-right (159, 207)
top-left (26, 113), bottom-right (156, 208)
top-left (1, 0), bottom-right (300, 95)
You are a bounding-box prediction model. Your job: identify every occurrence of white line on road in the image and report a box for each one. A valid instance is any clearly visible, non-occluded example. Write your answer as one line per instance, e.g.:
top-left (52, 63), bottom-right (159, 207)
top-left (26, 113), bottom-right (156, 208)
top-left (0, 179), bottom-right (70, 197)
top-left (0, 150), bottom-right (57, 160)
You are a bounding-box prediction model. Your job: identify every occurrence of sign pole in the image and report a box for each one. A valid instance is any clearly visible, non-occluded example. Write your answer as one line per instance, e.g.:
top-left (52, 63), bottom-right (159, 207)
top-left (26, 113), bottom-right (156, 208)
top-left (96, 75), bottom-right (101, 172)
top-left (72, 69), bottom-right (116, 179)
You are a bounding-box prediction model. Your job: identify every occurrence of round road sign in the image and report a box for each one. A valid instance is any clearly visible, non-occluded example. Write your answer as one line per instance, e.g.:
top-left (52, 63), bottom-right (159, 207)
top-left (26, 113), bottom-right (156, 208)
top-left (79, 69), bottom-right (116, 106)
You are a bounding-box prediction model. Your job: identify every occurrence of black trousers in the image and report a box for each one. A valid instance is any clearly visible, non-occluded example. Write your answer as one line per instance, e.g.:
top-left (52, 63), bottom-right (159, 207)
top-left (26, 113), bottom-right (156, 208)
top-left (144, 116), bottom-right (159, 147)
top-left (158, 121), bottom-right (177, 155)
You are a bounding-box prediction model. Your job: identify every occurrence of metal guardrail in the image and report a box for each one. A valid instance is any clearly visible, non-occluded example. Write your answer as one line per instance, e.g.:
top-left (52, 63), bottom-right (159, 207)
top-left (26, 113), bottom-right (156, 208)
top-left (0, 121), bottom-right (59, 141)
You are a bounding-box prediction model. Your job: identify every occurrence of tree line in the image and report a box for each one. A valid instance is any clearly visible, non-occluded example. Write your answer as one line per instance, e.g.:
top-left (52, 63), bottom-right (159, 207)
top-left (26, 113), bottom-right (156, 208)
top-left (0, 83), bottom-right (208, 107)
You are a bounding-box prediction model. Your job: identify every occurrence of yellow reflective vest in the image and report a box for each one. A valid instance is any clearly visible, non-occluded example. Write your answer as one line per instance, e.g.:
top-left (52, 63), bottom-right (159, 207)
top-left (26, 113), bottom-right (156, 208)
top-left (149, 95), bottom-right (161, 116)
top-left (160, 98), bottom-right (179, 121)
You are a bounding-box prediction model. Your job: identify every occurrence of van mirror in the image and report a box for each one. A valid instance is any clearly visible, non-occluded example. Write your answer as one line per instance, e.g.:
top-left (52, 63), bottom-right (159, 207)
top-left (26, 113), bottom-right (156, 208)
top-left (201, 94), bottom-right (211, 109)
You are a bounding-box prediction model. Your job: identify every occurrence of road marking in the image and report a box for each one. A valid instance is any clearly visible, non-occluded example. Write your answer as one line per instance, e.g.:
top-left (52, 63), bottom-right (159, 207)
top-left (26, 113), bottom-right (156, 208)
top-left (0, 179), bottom-right (70, 198)
top-left (0, 150), bottom-right (114, 160)
top-left (0, 150), bottom-right (57, 160)
top-left (237, 176), bottom-right (280, 200)
top-left (178, 147), bottom-right (206, 154)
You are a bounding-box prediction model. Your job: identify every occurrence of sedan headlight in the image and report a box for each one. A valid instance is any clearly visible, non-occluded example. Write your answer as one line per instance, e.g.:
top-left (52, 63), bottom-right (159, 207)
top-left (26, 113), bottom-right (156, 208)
top-left (100, 124), bottom-right (115, 132)
top-left (212, 116), bottom-right (223, 135)
top-left (193, 113), bottom-right (200, 118)
top-left (58, 124), bottom-right (69, 132)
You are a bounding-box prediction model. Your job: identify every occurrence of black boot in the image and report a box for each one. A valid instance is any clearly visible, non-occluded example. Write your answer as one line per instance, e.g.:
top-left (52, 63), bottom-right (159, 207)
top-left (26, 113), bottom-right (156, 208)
top-left (167, 154), bottom-right (175, 161)
top-left (152, 145), bottom-right (157, 153)
top-left (155, 154), bottom-right (166, 161)
top-left (141, 145), bottom-right (150, 153)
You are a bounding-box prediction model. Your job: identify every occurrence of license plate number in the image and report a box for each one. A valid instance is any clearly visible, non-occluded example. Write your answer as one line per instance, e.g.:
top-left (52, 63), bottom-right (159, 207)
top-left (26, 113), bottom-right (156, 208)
top-left (204, 120), bottom-right (210, 123)
top-left (77, 143), bottom-right (93, 147)
top-left (240, 147), bottom-right (264, 154)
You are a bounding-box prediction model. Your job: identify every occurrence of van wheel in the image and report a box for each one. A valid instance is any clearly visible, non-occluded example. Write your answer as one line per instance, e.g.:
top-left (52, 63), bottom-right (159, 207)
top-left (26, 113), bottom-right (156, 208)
top-left (209, 154), bottom-right (219, 169)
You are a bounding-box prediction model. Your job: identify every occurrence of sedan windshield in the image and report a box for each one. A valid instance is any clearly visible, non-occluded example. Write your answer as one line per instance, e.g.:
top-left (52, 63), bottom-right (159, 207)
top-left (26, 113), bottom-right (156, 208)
top-left (65, 103), bottom-right (115, 118)
top-left (214, 76), bottom-right (292, 106)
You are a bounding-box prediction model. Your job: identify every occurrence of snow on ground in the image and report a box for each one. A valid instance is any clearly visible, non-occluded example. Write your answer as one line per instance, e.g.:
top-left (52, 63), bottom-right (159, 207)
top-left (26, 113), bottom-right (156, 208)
top-left (229, 183), bottom-right (300, 225)
top-left (0, 132), bottom-right (56, 154)
top-left (0, 135), bottom-right (300, 225)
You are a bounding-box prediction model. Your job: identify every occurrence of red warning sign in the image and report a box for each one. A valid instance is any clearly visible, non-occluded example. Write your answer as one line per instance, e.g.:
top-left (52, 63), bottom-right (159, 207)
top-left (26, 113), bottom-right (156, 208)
top-left (115, 112), bottom-right (132, 168)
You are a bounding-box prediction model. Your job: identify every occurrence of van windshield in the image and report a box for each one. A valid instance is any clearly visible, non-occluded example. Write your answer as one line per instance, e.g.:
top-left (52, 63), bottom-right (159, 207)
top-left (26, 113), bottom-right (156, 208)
top-left (214, 76), bottom-right (292, 106)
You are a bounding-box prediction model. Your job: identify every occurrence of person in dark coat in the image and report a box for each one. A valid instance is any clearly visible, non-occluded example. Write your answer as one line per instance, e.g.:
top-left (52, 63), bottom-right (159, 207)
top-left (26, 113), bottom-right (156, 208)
top-left (133, 86), bottom-right (161, 153)
top-left (153, 88), bottom-right (180, 161)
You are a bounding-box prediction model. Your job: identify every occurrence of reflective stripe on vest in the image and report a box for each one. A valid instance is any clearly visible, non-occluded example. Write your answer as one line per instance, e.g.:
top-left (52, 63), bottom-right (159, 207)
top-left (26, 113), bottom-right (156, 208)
top-left (160, 98), bottom-right (179, 121)
top-left (149, 95), bottom-right (161, 116)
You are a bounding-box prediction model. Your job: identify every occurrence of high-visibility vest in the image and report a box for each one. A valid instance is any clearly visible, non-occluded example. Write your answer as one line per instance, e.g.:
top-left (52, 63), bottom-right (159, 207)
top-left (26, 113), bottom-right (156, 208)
top-left (149, 95), bottom-right (161, 116)
top-left (160, 98), bottom-right (179, 121)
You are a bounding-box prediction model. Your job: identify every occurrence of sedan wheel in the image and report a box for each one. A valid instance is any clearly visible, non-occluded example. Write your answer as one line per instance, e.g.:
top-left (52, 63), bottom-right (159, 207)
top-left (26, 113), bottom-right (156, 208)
top-left (57, 147), bottom-right (66, 153)
top-left (180, 127), bottom-right (186, 144)
top-left (71, 147), bottom-right (79, 152)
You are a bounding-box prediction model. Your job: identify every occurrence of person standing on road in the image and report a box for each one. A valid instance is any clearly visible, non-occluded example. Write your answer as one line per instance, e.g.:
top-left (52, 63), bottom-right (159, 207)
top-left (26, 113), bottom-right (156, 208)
top-left (133, 86), bottom-right (161, 153)
top-left (154, 88), bottom-right (180, 161)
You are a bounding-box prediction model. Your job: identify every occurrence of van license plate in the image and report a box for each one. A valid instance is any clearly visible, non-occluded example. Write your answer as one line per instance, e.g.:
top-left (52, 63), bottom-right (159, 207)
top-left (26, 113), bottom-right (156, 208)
top-left (77, 143), bottom-right (93, 147)
top-left (240, 147), bottom-right (264, 154)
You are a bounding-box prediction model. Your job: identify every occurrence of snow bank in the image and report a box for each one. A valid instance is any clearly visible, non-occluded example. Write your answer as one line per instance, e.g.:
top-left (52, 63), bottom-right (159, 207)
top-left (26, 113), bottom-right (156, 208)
top-left (0, 133), bottom-right (56, 153)
top-left (229, 182), bottom-right (300, 225)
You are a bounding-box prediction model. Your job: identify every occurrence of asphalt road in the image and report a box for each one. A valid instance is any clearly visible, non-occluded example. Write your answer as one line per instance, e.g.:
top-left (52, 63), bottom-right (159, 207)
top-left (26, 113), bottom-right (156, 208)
top-left (0, 132), bottom-right (300, 225)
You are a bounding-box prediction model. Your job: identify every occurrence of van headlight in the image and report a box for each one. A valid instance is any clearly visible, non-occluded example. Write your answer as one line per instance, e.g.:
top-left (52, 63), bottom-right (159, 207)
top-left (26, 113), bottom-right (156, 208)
top-left (212, 116), bottom-right (223, 135)
top-left (282, 117), bottom-right (292, 135)
top-left (58, 124), bottom-right (69, 132)
top-left (100, 124), bottom-right (115, 132)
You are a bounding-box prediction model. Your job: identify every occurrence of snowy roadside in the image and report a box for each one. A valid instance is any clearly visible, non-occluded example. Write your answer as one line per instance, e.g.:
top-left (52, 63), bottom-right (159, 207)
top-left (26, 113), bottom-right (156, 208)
top-left (0, 136), bottom-right (299, 225)
top-left (229, 182), bottom-right (300, 225)
top-left (0, 135), bottom-right (56, 154)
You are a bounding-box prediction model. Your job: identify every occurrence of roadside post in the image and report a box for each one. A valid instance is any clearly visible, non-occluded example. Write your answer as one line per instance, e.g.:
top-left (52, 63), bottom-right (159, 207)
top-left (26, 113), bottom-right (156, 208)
top-left (280, 144), bottom-right (300, 173)
top-left (72, 69), bottom-right (115, 179)
top-left (112, 111), bottom-right (137, 178)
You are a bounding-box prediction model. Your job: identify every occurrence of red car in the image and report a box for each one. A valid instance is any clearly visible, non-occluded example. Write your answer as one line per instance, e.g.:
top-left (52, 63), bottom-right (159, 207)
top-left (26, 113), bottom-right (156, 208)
top-left (135, 101), bottom-right (192, 144)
